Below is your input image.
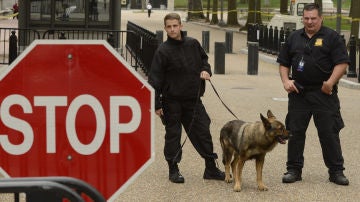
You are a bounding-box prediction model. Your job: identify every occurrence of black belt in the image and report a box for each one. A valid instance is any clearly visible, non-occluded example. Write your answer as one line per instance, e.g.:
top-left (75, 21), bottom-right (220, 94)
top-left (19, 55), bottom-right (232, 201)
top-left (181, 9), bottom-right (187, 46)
top-left (303, 84), bottom-right (337, 92)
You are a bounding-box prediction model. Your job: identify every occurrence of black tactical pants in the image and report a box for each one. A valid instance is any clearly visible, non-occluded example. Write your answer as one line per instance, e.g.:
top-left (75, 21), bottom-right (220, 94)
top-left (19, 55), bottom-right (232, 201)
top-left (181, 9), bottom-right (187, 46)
top-left (162, 97), bottom-right (218, 164)
top-left (285, 88), bottom-right (345, 175)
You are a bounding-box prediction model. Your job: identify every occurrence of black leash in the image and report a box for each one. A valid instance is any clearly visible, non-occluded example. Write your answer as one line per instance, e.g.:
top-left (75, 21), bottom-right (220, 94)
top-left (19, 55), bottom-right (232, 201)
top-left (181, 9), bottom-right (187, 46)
top-left (208, 80), bottom-right (240, 120)
top-left (171, 80), bottom-right (202, 164)
top-left (171, 79), bottom-right (239, 164)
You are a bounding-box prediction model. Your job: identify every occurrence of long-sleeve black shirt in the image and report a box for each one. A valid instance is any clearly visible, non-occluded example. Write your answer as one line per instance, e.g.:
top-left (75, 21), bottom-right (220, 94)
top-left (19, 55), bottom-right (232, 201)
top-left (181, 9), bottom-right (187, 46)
top-left (148, 31), bottom-right (212, 110)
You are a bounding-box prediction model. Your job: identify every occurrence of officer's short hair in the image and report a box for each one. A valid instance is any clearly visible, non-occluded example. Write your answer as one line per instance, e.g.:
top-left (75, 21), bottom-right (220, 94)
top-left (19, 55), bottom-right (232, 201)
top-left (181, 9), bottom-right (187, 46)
top-left (303, 3), bottom-right (322, 16)
top-left (164, 13), bottom-right (181, 25)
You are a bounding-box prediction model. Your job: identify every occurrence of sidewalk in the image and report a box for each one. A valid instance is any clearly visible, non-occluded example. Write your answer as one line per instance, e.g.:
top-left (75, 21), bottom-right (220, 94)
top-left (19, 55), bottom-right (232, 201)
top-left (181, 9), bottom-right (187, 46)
top-left (116, 10), bottom-right (360, 202)
top-left (120, 9), bottom-right (360, 90)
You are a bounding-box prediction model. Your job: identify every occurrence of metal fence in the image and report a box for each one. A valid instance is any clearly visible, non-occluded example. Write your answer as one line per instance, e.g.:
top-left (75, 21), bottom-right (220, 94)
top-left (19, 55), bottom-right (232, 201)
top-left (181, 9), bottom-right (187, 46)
top-left (0, 27), bottom-right (140, 69)
top-left (0, 176), bottom-right (105, 202)
top-left (247, 23), bottom-right (359, 82)
top-left (126, 21), bottom-right (159, 76)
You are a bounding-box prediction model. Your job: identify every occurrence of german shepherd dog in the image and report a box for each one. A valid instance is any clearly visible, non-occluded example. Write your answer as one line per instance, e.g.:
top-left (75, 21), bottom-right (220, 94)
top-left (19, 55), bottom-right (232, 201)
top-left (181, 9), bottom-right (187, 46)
top-left (220, 110), bottom-right (290, 192)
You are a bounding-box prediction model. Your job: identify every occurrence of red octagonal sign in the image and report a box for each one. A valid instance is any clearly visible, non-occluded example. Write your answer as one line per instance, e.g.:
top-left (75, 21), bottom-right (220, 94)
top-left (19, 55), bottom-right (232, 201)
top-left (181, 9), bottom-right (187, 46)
top-left (0, 40), bottom-right (154, 201)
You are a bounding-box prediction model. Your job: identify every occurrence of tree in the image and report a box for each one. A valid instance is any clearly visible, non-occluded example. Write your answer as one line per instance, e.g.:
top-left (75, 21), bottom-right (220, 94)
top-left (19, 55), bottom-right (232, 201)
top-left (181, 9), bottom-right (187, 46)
top-left (280, 0), bottom-right (288, 14)
top-left (242, 0), bottom-right (262, 30)
top-left (315, 0), bottom-right (322, 12)
top-left (205, 0), bottom-right (211, 22)
top-left (210, 0), bottom-right (219, 24)
top-left (227, 0), bottom-right (239, 26)
top-left (349, 0), bottom-right (360, 42)
top-left (188, 0), bottom-right (206, 20)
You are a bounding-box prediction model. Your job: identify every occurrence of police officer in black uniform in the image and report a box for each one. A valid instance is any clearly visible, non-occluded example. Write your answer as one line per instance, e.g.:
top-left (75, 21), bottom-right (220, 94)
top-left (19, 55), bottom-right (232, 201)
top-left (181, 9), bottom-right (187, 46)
top-left (277, 3), bottom-right (349, 186)
top-left (148, 13), bottom-right (225, 183)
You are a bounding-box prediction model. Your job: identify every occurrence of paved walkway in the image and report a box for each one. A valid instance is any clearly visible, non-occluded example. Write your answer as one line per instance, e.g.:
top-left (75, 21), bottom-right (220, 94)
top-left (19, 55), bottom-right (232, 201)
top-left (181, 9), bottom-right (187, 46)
top-left (0, 10), bottom-right (359, 201)
top-left (116, 10), bottom-right (360, 202)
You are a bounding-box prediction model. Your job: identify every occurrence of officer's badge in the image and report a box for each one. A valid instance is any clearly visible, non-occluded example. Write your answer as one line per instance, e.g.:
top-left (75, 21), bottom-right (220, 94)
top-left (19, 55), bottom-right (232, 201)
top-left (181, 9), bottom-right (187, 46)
top-left (315, 38), bottom-right (323, 46)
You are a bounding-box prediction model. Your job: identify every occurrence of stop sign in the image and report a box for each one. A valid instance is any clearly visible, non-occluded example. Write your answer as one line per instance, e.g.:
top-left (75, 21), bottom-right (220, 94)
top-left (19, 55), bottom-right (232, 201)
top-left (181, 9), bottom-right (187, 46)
top-left (0, 40), bottom-right (154, 201)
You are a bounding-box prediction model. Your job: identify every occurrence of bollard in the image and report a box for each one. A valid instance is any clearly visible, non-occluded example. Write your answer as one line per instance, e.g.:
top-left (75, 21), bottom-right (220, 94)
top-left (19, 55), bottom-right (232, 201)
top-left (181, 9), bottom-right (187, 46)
top-left (9, 31), bottom-right (17, 65)
top-left (225, 31), bottom-right (233, 53)
top-left (202, 30), bottom-right (210, 53)
top-left (156, 30), bottom-right (163, 45)
top-left (347, 35), bottom-right (357, 78)
top-left (214, 42), bottom-right (226, 74)
top-left (247, 41), bottom-right (259, 75)
top-left (247, 23), bottom-right (257, 43)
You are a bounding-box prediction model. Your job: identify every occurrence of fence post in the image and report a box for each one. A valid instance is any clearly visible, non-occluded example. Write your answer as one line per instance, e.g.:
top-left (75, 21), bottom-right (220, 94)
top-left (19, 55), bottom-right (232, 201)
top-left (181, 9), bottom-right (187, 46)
top-left (58, 32), bottom-right (66, 39)
top-left (279, 27), bottom-right (285, 51)
top-left (156, 30), bottom-right (163, 45)
top-left (347, 35), bottom-right (357, 78)
top-left (263, 25), bottom-right (268, 53)
top-left (9, 31), bottom-right (17, 65)
top-left (268, 26), bottom-right (274, 54)
top-left (225, 31), bottom-right (233, 53)
top-left (259, 24), bottom-right (264, 51)
top-left (273, 26), bottom-right (279, 54)
top-left (358, 37), bottom-right (360, 83)
top-left (107, 32), bottom-right (115, 47)
top-left (214, 42), bottom-right (225, 74)
top-left (202, 30), bottom-right (210, 53)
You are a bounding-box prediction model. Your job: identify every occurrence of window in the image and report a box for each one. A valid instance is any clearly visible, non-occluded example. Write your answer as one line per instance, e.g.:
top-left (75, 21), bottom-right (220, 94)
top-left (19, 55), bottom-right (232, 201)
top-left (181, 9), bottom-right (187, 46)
top-left (30, 0), bottom-right (51, 21)
top-left (55, 0), bottom-right (85, 22)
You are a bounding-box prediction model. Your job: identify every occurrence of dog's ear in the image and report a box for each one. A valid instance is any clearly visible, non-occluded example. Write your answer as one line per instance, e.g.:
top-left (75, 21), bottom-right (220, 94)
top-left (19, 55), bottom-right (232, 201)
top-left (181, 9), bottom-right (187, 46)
top-left (267, 110), bottom-right (276, 120)
top-left (261, 113), bottom-right (271, 130)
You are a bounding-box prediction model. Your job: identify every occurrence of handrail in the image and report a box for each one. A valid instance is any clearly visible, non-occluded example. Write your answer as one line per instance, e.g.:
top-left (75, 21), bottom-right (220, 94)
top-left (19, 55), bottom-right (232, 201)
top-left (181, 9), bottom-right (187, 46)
top-left (0, 181), bottom-right (85, 202)
top-left (0, 176), bottom-right (106, 202)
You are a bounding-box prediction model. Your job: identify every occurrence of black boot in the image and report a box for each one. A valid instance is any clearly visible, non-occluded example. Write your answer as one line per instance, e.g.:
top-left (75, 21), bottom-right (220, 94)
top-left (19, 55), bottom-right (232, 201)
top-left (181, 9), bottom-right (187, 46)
top-left (168, 162), bottom-right (185, 183)
top-left (203, 159), bottom-right (225, 180)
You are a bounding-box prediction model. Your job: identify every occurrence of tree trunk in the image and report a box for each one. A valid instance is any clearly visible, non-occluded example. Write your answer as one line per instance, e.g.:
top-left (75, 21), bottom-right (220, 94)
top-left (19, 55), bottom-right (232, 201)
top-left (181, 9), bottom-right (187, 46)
top-left (210, 0), bottom-right (219, 24)
top-left (206, 0), bottom-right (211, 22)
top-left (315, 0), bottom-right (322, 12)
top-left (188, 0), bottom-right (205, 20)
top-left (242, 0), bottom-right (262, 30)
top-left (349, 0), bottom-right (360, 42)
top-left (280, 0), bottom-right (288, 14)
top-left (227, 0), bottom-right (239, 26)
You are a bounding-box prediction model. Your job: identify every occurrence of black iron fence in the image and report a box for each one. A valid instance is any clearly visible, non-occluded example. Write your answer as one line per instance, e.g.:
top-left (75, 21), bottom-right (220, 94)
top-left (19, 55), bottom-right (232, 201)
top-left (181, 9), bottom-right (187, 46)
top-left (247, 23), bottom-right (292, 56)
top-left (247, 23), bottom-right (359, 82)
top-left (126, 21), bottom-right (159, 76)
top-left (0, 27), bottom-right (140, 70)
top-left (0, 176), bottom-right (105, 202)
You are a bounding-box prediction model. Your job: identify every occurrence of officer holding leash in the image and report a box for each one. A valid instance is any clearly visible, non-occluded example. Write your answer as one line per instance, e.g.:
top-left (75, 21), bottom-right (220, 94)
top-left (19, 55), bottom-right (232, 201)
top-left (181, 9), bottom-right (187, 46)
top-left (277, 3), bottom-right (349, 186)
top-left (148, 13), bottom-right (225, 183)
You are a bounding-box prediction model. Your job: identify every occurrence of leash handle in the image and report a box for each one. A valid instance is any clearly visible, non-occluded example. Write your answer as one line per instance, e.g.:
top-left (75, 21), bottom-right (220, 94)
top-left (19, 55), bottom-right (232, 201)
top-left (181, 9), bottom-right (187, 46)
top-left (208, 80), bottom-right (240, 120)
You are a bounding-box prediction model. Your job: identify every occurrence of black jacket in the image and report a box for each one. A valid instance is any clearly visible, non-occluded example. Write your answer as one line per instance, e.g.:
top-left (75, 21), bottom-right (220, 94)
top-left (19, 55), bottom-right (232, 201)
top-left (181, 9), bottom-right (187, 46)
top-left (148, 31), bottom-right (212, 110)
